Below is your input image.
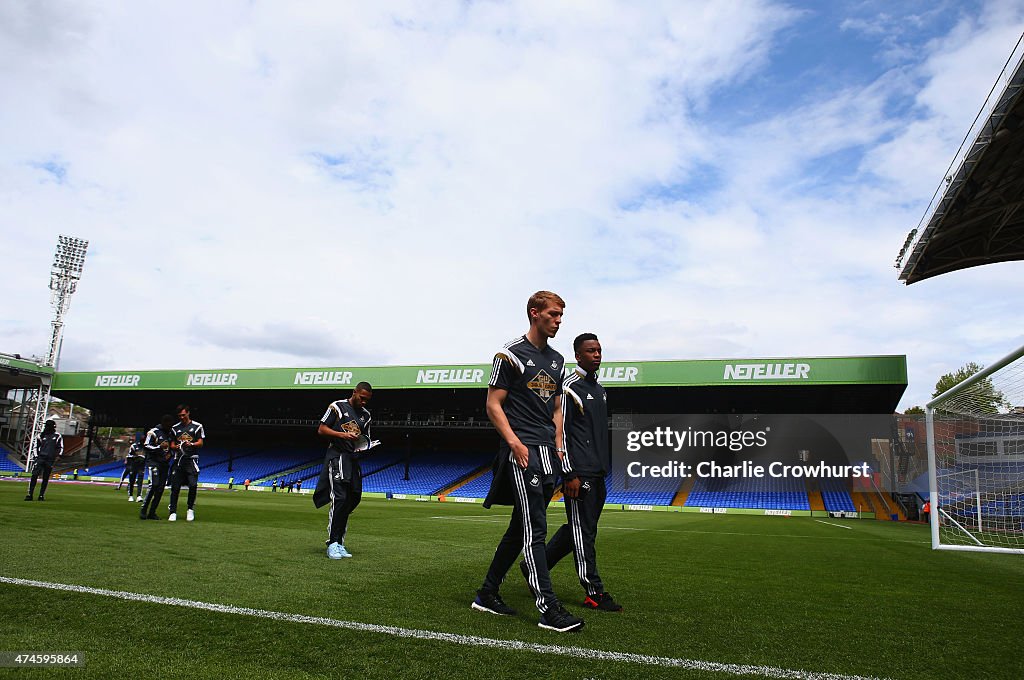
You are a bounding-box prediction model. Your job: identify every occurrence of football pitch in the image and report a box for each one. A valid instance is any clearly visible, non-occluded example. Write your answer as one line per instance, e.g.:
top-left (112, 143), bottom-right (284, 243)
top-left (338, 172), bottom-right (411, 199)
top-left (1, 482), bottom-right (1021, 679)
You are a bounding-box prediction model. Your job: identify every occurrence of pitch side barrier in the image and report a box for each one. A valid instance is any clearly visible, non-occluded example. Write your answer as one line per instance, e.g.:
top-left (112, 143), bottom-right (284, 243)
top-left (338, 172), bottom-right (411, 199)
top-left (8, 472), bottom-right (873, 519)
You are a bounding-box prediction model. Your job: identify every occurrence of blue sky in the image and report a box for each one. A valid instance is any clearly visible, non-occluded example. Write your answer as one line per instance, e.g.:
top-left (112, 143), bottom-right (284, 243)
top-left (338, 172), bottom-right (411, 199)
top-left (1, 0), bottom-right (1023, 410)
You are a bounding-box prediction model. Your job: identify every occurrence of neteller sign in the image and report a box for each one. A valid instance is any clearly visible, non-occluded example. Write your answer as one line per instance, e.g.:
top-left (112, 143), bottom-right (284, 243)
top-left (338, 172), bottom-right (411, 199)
top-left (723, 363), bottom-right (810, 380)
top-left (415, 368), bottom-right (484, 384)
top-left (95, 375), bottom-right (141, 387)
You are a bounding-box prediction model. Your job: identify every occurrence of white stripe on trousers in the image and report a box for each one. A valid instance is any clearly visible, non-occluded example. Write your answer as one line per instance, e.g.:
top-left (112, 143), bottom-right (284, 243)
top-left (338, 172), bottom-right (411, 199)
top-left (510, 463), bottom-right (547, 613)
top-left (539, 446), bottom-right (552, 475)
top-left (326, 460), bottom-right (336, 543)
top-left (567, 495), bottom-right (598, 595)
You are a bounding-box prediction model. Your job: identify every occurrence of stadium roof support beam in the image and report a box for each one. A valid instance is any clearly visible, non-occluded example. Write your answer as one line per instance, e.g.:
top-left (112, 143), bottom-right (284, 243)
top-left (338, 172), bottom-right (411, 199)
top-left (897, 35), bottom-right (1024, 284)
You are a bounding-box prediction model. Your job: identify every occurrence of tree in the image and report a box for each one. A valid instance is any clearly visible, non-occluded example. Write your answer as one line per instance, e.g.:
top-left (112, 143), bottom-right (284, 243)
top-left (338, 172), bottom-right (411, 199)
top-left (903, 405), bottom-right (924, 415)
top-left (933, 362), bottom-right (1008, 414)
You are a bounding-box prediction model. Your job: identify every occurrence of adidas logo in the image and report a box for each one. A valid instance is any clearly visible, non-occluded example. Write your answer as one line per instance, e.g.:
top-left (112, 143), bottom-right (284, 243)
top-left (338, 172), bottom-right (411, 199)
top-left (586, 393), bottom-right (594, 400)
top-left (526, 359), bottom-right (535, 366)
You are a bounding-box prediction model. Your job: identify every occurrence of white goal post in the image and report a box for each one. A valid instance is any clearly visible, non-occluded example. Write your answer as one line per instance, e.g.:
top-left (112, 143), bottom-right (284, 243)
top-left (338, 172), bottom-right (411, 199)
top-left (926, 342), bottom-right (1024, 554)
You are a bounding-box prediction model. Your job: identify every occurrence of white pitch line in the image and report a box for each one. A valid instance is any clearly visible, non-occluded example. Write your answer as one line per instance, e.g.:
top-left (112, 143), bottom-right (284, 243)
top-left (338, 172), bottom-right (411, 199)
top-left (0, 576), bottom-right (886, 680)
top-left (814, 520), bottom-right (853, 530)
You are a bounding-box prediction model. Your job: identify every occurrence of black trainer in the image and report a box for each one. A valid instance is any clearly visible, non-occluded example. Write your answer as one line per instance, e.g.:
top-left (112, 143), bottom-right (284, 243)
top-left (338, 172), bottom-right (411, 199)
top-left (37, 496), bottom-right (45, 501)
top-left (518, 560), bottom-right (538, 597)
top-left (24, 495), bottom-right (33, 501)
top-left (471, 590), bottom-right (517, 616)
top-left (583, 592), bottom-right (623, 612)
top-left (538, 604), bottom-right (584, 632)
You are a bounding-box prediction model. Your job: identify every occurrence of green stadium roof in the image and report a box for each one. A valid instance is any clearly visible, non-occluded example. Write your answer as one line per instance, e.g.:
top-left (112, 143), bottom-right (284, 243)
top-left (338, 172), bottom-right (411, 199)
top-left (53, 355), bottom-right (907, 392)
top-left (0, 353), bottom-right (54, 390)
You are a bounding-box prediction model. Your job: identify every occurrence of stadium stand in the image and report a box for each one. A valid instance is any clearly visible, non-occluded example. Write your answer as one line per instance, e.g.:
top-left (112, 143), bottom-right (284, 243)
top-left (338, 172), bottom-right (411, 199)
top-left (0, 444), bottom-right (22, 472)
top-left (819, 477), bottom-right (856, 513)
top-left (358, 450), bottom-right (406, 475)
top-left (266, 463), bottom-right (321, 489)
top-left (686, 475), bottom-right (810, 510)
top-left (259, 450), bottom-right (413, 489)
top-left (362, 450), bottom-right (490, 496)
top-left (604, 467), bottom-right (679, 506)
top-left (83, 448), bottom-right (236, 479)
top-left (202, 449), bottom-right (320, 485)
top-left (83, 458), bottom-right (127, 476)
top-left (448, 466), bottom-right (682, 506)
top-left (447, 468), bottom-right (494, 498)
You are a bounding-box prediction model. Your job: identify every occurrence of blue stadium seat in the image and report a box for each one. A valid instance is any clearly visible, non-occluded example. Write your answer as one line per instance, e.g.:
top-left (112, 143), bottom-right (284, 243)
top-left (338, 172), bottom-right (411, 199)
top-left (684, 475), bottom-right (810, 510)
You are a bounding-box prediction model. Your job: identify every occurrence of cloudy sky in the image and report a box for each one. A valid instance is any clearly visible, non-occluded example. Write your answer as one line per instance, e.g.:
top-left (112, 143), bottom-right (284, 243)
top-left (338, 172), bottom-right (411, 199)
top-left (2, 0), bottom-right (1024, 410)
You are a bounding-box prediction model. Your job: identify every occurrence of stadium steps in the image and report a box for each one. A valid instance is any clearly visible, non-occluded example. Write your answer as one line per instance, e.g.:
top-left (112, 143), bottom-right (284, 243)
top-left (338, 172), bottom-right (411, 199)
top-left (264, 462), bottom-right (322, 487)
top-left (805, 480), bottom-right (826, 511)
top-left (880, 491), bottom-right (906, 520)
top-left (671, 476), bottom-right (695, 506)
top-left (866, 489), bottom-right (903, 520)
top-left (851, 492), bottom-right (876, 515)
top-left (253, 458), bottom-right (322, 485)
top-left (437, 465), bottom-right (490, 497)
top-left (852, 491), bottom-right (902, 519)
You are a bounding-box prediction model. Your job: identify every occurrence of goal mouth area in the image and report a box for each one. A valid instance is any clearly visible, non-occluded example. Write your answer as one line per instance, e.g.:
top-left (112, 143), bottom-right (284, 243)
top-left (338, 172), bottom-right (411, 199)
top-left (926, 343), bottom-right (1024, 554)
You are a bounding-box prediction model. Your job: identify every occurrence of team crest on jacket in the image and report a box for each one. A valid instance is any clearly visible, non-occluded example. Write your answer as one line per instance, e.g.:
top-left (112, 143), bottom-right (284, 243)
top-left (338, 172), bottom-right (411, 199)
top-left (526, 369), bottom-right (557, 402)
top-left (530, 474), bottom-right (540, 487)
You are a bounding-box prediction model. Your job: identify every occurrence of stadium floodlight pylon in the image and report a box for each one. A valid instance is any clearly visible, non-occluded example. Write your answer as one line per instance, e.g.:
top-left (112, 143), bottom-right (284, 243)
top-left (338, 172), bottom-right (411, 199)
top-left (22, 235), bottom-right (89, 470)
top-left (926, 342), bottom-right (1024, 554)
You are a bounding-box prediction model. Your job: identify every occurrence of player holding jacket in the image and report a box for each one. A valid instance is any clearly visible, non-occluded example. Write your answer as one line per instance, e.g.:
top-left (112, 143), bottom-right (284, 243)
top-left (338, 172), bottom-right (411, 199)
top-left (472, 290), bottom-right (584, 633)
top-left (544, 333), bottom-right (622, 611)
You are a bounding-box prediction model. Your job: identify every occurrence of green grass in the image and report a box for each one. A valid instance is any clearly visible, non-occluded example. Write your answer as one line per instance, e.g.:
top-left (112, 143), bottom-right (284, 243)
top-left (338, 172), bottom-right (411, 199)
top-left (1, 481), bottom-right (1022, 679)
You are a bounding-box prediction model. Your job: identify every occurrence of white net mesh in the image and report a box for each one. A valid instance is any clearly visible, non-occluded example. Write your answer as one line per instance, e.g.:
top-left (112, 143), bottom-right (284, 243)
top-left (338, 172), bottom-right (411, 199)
top-left (929, 352), bottom-right (1024, 553)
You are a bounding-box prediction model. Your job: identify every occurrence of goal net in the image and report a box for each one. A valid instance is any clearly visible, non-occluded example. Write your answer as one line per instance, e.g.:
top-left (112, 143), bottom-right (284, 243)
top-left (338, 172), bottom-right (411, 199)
top-left (927, 344), bottom-right (1024, 553)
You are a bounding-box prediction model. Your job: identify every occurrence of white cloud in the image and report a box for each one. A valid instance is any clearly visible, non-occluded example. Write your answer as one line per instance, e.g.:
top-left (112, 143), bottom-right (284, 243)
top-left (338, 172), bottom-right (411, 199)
top-left (2, 1), bottom-right (1024, 412)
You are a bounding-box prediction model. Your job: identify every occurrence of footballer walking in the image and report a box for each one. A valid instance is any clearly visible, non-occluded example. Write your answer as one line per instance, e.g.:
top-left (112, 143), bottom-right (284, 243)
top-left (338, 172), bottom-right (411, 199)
top-left (313, 382), bottom-right (374, 559)
top-left (122, 440), bottom-right (146, 502)
top-left (140, 415), bottom-right (176, 520)
top-left (545, 333), bottom-right (622, 611)
top-left (169, 404), bottom-right (205, 522)
top-left (473, 290), bottom-right (584, 633)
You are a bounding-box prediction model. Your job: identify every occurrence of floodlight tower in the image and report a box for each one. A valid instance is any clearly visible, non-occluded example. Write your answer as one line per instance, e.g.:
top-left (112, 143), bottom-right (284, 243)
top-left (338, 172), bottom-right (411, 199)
top-left (23, 235), bottom-right (89, 468)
